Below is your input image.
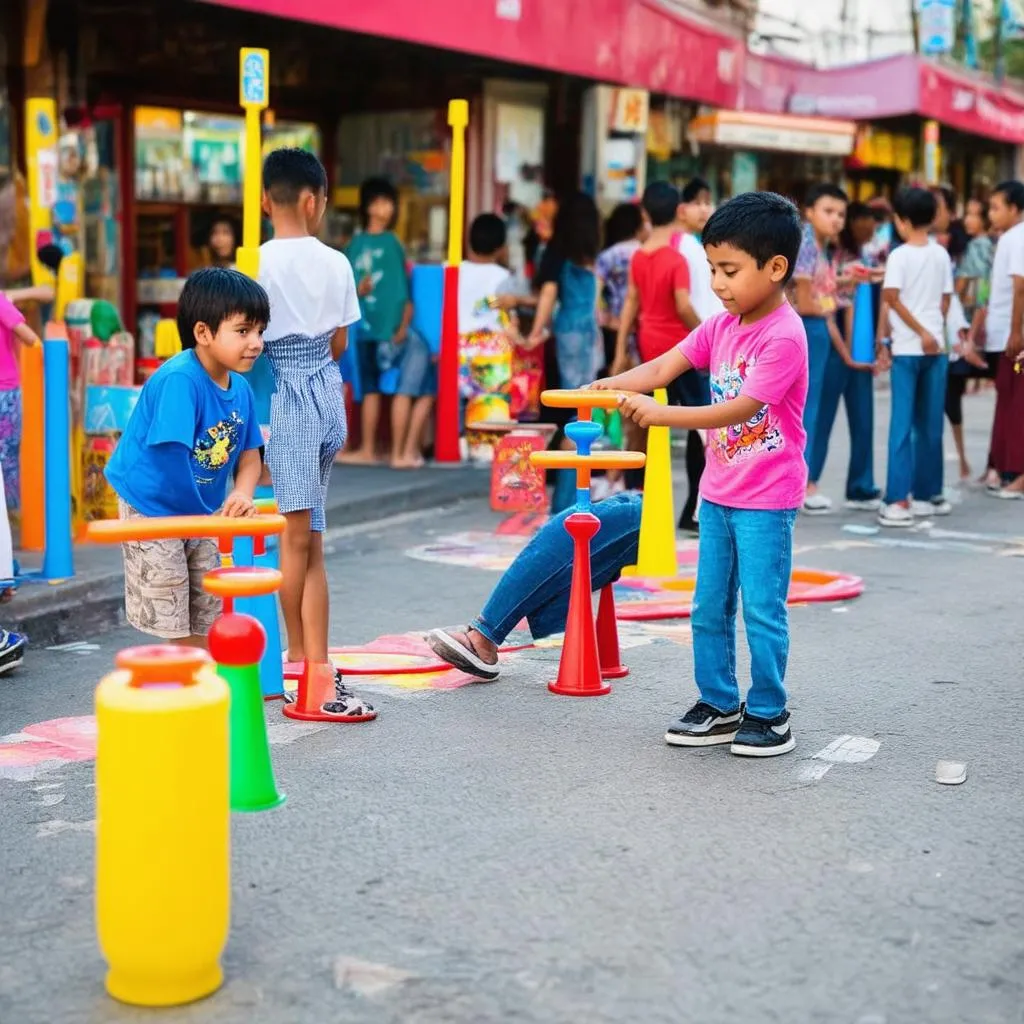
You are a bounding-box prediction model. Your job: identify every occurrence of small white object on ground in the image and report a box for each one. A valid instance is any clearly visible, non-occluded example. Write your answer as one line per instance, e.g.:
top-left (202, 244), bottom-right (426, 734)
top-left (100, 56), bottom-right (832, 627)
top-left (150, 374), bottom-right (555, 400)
top-left (935, 761), bottom-right (967, 785)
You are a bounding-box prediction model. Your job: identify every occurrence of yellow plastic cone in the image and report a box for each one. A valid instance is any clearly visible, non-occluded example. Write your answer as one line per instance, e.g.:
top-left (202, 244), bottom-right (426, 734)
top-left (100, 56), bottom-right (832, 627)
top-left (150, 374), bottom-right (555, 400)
top-left (622, 387), bottom-right (678, 579)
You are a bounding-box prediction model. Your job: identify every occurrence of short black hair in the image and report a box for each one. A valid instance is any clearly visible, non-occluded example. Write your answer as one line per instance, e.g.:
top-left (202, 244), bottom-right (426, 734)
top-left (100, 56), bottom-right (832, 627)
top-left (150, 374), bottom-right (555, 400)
top-left (804, 182), bottom-right (849, 209)
top-left (469, 213), bottom-right (506, 257)
top-left (603, 203), bottom-right (644, 248)
top-left (893, 187), bottom-right (938, 228)
top-left (993, 179), bottom-right (1024, 212)
top-left (642, 181), bottom-right (680, 227)
top-left (176, 267), bottom-right (270, 350)
top-left (681, 177), bottom-right (711, 204)
top-left (702, 191), bottom-right (803, 284)
top-left (359, 176), bottom-right (398, 227)
top-left (262, 148), bottom-right (328, 205)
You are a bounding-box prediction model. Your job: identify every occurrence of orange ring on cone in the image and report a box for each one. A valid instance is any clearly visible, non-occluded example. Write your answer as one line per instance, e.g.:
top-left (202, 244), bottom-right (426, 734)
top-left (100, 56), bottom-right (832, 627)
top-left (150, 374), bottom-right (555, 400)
top-left (530, 451), bottom-right (646, 470)
top-left (87, 513), bottom-right (287, 544)
top-left (540, 389), bottom-right (629, 410)
top-left (202, 566), bottom-right (282, 598)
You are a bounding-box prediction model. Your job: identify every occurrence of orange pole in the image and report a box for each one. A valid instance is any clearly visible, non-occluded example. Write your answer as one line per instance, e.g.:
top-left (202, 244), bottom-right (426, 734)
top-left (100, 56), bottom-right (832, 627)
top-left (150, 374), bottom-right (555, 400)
top-left (19, 340), bottom-right (44, 551)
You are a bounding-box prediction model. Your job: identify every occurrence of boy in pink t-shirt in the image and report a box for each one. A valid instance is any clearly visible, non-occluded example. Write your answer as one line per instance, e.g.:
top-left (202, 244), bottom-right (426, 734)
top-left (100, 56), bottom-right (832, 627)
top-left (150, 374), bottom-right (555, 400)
top-left (0, 292), bottom-right (42, 513)
top-left (595, 191), bottom-right (807, 757)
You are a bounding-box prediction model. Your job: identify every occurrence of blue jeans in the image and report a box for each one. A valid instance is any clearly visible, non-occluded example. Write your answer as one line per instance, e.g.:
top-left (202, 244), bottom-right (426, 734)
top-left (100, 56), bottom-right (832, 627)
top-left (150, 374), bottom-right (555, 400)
top-left (801, 316), bottom-right (832, 463)
top-left (807, 344), bottom-right (877, 499)
top-left (471, 493), bottom-right (641, 645)
top-left (885, 354), bottom-right (947, 504)
top-left (692, 501), bottom-right (796, 719)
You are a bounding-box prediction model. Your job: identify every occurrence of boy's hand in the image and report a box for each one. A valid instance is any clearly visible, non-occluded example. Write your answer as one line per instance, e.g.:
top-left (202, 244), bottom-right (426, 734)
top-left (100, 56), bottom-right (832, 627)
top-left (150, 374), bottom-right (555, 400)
top-left (357, 275), bottom-right (374, 297)
top-left (493, 294), bottom-right (520, 311)
top-left (620, 393), bottom-right (664, 428)
top-left (392, 326), bottom-right (407, 345)
top-left (589, 378), bottom-right (614, 390)
top-left (919, 330), bottom-right (940, 355)
top-left (222, 491), bottom-right (256, 518)
top-left (875, 343), bottom-right (892, 372)
top-left (1006, 329), bottom-right (1024, 361)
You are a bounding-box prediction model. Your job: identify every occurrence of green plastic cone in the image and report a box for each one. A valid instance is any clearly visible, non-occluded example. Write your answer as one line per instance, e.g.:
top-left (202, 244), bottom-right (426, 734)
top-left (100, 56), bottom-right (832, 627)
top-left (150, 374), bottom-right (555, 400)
top-left (217, 662), bottom-right (286, 813)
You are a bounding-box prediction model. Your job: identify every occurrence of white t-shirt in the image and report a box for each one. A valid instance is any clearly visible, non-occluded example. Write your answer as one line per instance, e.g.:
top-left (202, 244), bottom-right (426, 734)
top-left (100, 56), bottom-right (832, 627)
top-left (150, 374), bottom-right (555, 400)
top-left (983, 220), bottom-right (1024, 353)
top-left (259, 237), bottom-right (360, 342)
top-left (677, 231), bottom-right (725, 321)
top-left (883, 241), bottom-right (953, 356)
top-left (457, 261), bottom-right (514, 335)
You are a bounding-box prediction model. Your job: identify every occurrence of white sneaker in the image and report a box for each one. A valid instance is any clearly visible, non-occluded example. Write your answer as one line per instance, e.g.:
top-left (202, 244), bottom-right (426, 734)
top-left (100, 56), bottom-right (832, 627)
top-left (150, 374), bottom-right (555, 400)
top-left (802, 493), bottom-right (833, 515)
top-left (993, 488), bottom-right (1024, 501)
top-left (844, 497), bottom-right (882, 511)
top-left (878, 503), bottom-right (914, 528)
top-left (912, 498), bottom-right (952, 517)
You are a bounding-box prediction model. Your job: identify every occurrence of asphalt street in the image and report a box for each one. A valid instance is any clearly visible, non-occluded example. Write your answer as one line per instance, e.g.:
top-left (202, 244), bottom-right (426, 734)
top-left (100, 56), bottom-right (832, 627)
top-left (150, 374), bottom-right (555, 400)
top-left (1, 389), bottom-right (1022, 1024)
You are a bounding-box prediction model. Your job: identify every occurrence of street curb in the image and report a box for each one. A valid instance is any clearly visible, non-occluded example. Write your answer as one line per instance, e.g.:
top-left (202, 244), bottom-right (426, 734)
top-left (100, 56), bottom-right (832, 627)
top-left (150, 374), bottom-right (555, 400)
top-left (9, 468), bottom-right (491, 647)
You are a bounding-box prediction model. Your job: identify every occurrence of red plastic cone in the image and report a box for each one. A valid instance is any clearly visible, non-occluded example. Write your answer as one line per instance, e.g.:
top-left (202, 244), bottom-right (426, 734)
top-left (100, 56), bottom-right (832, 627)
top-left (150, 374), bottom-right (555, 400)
top-left (596, 583), bottom-right (628, 680)
top-left (549, 512), bottom-right (610, 697)
top-left (282, 660), bottom-right (375, 723)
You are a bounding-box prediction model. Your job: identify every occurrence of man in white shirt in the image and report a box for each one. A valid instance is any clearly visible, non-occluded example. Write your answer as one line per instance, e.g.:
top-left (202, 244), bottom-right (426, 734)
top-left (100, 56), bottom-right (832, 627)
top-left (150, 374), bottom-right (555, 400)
top-left (980, 180), bottom-right (1024, 495)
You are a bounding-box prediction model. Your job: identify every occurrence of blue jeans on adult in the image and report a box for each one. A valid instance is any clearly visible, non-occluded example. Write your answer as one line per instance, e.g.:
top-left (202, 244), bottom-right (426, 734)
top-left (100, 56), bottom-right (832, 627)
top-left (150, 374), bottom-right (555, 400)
top-left (885, 354), bottom-right (947, 504)
top-left (807, 344), bottom-right (877, 499)
top-left (801, 316), bottom-right (832, 463)
top-left (471, 493), bottom-right (641, 645)
top-left (691, 500), bottom-right (796, 720)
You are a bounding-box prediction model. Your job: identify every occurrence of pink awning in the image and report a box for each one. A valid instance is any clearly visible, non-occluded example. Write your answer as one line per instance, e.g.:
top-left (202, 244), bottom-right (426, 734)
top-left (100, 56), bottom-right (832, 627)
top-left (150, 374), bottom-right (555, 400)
top-left (200, 0), bottom-right (743, 108)
top-left (744, 52), bottom-right (1024, 145)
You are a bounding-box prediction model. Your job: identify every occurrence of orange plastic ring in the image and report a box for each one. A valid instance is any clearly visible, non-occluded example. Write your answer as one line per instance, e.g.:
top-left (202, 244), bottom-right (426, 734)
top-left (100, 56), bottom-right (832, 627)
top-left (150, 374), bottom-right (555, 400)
top-left (530, 451), bottom-right (647, 470)
top-left (87, 513), bottom-right (287, 544)
top-left (116, 645), bottom-right (212, 686)
top-left (201, 566), bottom-right (283, 598)
top-left (540, 389), bottom-right (630, 410)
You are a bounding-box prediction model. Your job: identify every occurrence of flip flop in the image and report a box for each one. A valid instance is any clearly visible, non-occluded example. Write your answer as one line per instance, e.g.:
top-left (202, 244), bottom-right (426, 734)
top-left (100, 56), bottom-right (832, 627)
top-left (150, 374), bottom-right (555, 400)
top-left (425, 628), bottom-right (500, 681)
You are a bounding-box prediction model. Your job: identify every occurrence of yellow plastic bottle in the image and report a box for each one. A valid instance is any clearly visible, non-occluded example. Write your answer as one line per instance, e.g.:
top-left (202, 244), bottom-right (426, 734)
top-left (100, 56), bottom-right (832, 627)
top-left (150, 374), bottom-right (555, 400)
top-left (96, 646), bottom-right (230, 1007)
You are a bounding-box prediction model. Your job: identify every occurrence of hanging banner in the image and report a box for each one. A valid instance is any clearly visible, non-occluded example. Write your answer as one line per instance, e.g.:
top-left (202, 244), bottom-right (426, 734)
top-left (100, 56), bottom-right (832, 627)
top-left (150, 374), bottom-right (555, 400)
top-left (918, 0), bottom-right (956, 56)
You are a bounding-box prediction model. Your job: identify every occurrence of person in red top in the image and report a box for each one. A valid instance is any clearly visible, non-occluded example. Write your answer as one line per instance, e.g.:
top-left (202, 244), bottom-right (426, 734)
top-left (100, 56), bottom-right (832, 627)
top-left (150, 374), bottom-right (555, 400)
top-left (614, 181), bottom-right (706, 531)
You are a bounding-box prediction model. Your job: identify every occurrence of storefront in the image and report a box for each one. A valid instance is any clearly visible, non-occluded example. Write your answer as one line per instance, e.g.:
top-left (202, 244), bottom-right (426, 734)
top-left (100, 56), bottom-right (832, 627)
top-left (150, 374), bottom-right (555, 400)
top-left (742, 52), bottom-right (1024, 201)
top-left (684, 110), bottom-right (856, 202)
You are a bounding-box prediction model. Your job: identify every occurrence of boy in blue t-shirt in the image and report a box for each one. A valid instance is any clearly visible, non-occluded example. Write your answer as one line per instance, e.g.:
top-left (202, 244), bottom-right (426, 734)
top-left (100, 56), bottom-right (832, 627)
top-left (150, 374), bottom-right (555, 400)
top-left (106, 267), bottom-right (267, 645)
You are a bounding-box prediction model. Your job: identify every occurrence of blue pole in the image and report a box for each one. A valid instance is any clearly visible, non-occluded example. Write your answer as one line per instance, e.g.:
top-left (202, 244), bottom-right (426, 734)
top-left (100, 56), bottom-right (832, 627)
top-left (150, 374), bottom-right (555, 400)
top-left (41, 336), bottom-right (73, 580)
top-left (234, 520), bottom-right (285, 700)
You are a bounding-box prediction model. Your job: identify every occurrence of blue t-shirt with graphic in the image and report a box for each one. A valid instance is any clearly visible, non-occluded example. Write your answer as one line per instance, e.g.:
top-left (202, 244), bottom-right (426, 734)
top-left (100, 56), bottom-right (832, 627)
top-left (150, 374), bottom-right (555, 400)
top-left (106, 350), bottom-right (264, 516)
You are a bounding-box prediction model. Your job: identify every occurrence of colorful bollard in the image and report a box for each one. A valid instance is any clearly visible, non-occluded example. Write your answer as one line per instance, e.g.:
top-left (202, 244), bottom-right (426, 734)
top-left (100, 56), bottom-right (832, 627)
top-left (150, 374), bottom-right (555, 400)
top-left (96, 646), bottom-right (230, 1006)
top-left (208, 612), bottom-right (285, 812)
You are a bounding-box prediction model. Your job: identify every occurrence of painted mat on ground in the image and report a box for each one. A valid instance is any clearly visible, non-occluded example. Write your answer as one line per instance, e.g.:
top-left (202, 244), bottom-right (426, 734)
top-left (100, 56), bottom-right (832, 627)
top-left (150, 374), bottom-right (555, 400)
top-left (406, 534), bottom-right (864, 618)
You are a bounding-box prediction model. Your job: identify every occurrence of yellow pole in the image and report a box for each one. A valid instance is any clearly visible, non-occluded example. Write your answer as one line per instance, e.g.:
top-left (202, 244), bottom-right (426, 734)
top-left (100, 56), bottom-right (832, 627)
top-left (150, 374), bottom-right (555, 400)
top-left (236, 48), bottom-right (270, 280)
top-left (446, 99), bottom-right (469, 267)
top-left (24, 98), bottom-right (57, 288)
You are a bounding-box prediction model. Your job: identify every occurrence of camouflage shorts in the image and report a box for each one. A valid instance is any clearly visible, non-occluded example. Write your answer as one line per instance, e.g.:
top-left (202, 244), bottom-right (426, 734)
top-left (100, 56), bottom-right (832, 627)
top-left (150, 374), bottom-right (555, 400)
top-left (118, 499), bottom-right (221, 639)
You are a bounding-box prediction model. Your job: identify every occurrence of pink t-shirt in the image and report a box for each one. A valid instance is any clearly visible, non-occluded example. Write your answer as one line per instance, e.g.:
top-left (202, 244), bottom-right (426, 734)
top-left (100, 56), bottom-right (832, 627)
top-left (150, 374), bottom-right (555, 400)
top-left (677, 301), bottom-right (809, 510)
top-left (0, 294), bottom-right (26, 390)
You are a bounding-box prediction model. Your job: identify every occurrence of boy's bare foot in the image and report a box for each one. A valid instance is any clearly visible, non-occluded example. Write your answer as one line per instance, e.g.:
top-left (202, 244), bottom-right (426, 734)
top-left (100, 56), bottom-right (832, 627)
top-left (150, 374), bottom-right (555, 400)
top-left (338, 448), bottom-right (380, 465)
top-left (425, 627), bottom-right (500, 681)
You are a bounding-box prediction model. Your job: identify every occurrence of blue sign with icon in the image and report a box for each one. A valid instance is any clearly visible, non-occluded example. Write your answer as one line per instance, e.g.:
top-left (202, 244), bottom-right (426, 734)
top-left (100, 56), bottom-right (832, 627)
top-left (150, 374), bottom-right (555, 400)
top-left (242, 51), bottom-right (267, 106)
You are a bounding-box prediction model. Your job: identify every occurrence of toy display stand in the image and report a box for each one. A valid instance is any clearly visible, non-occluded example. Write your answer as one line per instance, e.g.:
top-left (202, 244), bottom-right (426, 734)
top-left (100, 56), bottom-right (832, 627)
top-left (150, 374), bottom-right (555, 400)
top-left (530, 389), bottom-right (645, 696)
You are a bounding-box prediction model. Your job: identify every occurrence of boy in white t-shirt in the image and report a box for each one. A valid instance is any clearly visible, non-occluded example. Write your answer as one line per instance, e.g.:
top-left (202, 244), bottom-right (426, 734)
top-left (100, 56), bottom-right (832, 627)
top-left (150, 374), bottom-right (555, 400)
top-left (259, 148), bottom-right (374, 721)
top-left (458, 214), bottom-right (518, 334)
top-left (675, 177), bottom-right (725, 322)
top-left (877, 187), bottom-right (953, 528)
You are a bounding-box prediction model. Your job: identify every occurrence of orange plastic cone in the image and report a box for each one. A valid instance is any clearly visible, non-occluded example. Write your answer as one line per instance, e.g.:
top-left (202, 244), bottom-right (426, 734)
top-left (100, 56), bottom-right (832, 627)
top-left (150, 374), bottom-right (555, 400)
top-left (549, 512), bottom-right (610, 697)
top-left (596, 583), bottom-right (628, 680)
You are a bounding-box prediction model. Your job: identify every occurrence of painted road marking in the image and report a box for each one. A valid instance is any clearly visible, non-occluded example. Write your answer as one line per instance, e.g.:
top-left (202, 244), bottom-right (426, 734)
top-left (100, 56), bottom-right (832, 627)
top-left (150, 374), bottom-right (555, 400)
top-left (46, 642), bottom-right (101, 654)
top-left (797, 734), bottom-right (880, 783)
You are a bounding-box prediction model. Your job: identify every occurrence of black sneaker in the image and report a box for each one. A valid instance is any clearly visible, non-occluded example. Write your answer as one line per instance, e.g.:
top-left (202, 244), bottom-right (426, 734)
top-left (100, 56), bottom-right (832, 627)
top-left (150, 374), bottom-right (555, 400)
top-left (730, 710), bottom-right (795, 757)
top-left (665, 701), bottom-right (742, 746)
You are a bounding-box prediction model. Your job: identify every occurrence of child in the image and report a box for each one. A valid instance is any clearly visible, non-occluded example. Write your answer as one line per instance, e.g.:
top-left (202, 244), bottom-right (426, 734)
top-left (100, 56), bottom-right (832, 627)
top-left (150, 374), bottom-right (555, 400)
top-left (343, 177), bottom-right (432, 468)
top-left (615, 181), bottom-right (704, 532)
top-left (595, 191), bottom-right (806, 757)
top-left (258, 148), bottom-right (375, 721)
top-left (0, 467), bottom-right (27, 673)
top-left (0, 291), bottom-right (44, 514)
top-left (105, 267), bottom-right (266, 646)
top-left (876, 187), bottom-right (954, 528)
top-left (791, 183), bottom-right (847, 514)
top-left (675, 176), bottom-right (724, 322)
